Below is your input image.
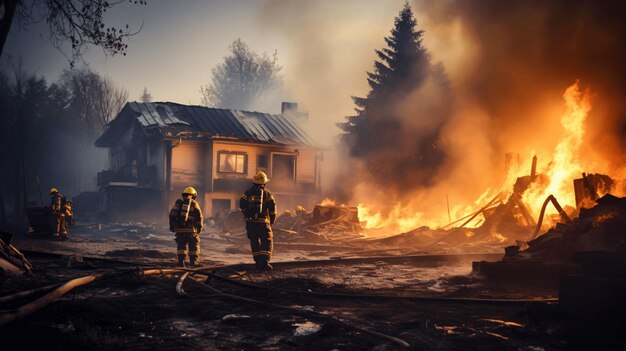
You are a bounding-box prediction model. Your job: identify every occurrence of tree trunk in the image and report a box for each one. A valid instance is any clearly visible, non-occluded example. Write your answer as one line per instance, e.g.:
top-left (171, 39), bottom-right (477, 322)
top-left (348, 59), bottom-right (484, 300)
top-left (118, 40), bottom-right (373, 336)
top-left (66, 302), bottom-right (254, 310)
top-left (0, 0), bottom-right (20, 59)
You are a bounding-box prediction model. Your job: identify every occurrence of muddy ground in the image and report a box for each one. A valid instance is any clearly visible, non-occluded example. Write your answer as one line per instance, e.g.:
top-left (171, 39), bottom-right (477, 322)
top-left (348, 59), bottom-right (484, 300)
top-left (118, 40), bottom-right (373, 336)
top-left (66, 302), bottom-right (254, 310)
top-left (1, 223), bottom-right (569, 350)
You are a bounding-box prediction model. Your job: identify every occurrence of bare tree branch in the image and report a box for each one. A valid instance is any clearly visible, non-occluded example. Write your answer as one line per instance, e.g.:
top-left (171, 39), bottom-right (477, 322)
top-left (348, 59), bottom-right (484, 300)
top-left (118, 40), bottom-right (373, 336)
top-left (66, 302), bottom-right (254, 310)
top-left (0, 0), bottom-right (146, 65)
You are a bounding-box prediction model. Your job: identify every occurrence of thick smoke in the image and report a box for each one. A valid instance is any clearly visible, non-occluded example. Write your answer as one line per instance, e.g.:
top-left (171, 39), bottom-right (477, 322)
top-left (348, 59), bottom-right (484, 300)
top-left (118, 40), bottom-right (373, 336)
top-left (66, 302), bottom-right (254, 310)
top-left (425, 0), bottom-right (626, 166)
top-left (415, 0), bottom-right (626, 218)
top-left (259, 0), bottom-right (626, 224)
top-left (258, 1), bottom-right (402, 146)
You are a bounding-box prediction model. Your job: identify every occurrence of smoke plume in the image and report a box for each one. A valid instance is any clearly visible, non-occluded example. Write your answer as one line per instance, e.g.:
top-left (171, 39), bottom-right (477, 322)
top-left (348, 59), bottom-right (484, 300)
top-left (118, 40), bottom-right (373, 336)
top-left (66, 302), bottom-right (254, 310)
top-left (259, 0), bottom-right (626, 227)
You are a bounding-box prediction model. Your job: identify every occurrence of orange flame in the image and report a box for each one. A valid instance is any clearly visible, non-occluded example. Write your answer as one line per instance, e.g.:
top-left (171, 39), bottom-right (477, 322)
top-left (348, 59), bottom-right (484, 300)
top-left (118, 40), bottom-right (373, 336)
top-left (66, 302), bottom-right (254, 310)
top-left (320, 198), bottom-right (337, 206)
top-left (523, 81), bottom-right (593, 223)
top-left (353, 81), bottom-right (595, 237)
top-left (357, 203), bottom-right (429, 232)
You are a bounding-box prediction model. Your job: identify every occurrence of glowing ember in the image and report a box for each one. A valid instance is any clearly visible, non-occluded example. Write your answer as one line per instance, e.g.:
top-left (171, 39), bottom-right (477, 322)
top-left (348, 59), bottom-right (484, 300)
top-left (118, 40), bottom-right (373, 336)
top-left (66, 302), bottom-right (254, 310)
top-left (492, 233), bottom-right (507, 243)
top-left (592, 212), bottom-right (618, 229)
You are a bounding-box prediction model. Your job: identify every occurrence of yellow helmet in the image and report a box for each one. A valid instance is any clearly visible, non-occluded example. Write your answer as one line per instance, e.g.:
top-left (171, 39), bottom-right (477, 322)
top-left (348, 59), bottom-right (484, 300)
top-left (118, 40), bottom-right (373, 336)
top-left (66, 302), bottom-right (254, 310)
top-left (182, 186), bottom-right (197, 198)
top-left (49, 187), bottom-right (59, 195)
top-left (252, 171), bottom-right (269, 185)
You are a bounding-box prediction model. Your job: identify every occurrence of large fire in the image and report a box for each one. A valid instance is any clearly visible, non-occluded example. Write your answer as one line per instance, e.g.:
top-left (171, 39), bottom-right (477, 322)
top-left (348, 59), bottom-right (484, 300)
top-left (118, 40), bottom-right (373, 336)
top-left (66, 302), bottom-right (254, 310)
top-left (355, 81), bottom-right (607, 238)
top-left (523, 81), bottom-right (592, 220)
top-left (356, 203), bottom-right (429, 232)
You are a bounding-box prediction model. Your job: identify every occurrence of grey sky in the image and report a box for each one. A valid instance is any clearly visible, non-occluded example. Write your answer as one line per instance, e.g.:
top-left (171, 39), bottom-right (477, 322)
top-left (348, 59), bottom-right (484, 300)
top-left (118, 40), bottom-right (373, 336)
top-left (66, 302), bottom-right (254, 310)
top-left (1, 0), bottom-right (413, 144)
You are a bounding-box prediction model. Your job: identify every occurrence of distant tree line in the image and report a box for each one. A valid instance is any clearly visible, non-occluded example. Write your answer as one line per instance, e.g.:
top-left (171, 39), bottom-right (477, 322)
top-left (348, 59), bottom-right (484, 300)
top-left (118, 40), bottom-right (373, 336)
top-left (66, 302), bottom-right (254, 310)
top-left (0, 0), bottom-right (142, 230)
top-left (0, 64), bottom-right (127, 230)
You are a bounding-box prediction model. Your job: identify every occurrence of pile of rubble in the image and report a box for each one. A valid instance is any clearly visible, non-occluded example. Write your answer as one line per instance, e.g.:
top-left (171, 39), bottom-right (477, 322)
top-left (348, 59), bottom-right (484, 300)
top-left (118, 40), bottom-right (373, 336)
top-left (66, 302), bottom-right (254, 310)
top-left (473, 194), bottom-right (626, 280)
top-left (222, 204), bottom-right (364, 245)
top-left (275, 204), bottom-right (362, 242)
top-left (0, 231), bottom-right (32, 282)
top-left (417, 168), bottom-right (616, 253)
top-left (472, 193), bottom-right (626, 349)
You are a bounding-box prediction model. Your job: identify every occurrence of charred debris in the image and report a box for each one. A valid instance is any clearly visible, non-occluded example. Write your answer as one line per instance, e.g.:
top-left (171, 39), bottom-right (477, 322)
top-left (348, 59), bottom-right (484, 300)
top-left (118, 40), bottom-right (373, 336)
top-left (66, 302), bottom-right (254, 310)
top-left (2, 157), bottom-right (626, 349)
top-left (218, 155), bottom-right (624, 262)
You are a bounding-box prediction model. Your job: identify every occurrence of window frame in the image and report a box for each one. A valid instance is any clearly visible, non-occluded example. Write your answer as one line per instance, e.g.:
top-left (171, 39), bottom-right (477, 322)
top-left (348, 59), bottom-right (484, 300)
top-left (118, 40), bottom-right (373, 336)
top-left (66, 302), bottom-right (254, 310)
top-left (270, 152), bottom-right (297, 182)
top-left (217, 151), bottom-right (248, 174)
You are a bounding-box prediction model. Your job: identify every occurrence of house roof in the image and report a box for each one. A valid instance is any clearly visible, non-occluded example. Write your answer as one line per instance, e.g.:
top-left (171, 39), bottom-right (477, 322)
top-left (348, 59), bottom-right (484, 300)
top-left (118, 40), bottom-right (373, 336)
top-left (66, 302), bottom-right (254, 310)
top-left (95, 102), bottom-right (317, 147)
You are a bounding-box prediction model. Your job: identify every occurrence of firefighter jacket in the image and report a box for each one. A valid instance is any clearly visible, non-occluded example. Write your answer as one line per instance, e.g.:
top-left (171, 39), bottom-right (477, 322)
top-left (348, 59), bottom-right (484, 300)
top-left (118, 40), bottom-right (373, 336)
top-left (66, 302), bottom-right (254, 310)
top-left (239, 185), bottom-right (277, 224)
top-left (64, 202), bottom-right (73, 218)
top-left (50, 193), bottom-right (66, 215)
top-left (169, 198), bottom-right (203, 233)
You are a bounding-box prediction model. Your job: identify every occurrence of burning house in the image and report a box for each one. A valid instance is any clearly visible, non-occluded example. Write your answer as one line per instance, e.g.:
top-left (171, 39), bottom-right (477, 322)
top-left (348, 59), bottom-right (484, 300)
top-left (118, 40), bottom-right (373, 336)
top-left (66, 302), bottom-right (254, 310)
top-left (94, 102), bottom-right (323, 221)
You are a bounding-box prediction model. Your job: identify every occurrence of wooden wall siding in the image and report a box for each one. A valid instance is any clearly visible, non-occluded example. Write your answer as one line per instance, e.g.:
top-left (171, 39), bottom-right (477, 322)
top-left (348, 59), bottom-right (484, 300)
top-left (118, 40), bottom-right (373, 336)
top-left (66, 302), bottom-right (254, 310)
top-left (212, 141), bottom-right (318, 183)
top-left (296, 149), bottom-right (316, 183)
top-left (203, 142), bottom-right (213, 193)
top-left (147, 140), bottom-right (165, 188)
top-left (108, 124), bottom-right (136, 172)
top-left (118, 122), bottom-right (136, 149)
top-left (213, 178), bottom-right (249, 193)
top-left (204, 191), bottom-right (237, 217)
top-left (270, 178), bottom-right (296, 192)
top-left (171, 142), bottom-right (204, 188)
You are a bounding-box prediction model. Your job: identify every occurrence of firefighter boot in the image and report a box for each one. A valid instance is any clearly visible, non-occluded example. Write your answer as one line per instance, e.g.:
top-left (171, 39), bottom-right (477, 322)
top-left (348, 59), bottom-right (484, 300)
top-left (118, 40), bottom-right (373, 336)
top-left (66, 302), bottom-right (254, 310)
top-left (262, 261), bottom-right (273, 271)
top-left (177, 255), bottom-right (187, 268)
top-left (257, 258), bottom-right (272, 272)
top-left (254, 260), bottom-right (264, 271)
top-left (189, 256), bottom-right (199, 267)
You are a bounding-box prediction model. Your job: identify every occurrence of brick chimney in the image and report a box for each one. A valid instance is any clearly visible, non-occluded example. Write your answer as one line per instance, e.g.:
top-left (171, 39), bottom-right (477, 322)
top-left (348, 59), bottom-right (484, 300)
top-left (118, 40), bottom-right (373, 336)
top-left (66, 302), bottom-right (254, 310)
top-left (281, 102), bottom-right (308, 122)
top-left (282, 102), bottom-right (298, 114)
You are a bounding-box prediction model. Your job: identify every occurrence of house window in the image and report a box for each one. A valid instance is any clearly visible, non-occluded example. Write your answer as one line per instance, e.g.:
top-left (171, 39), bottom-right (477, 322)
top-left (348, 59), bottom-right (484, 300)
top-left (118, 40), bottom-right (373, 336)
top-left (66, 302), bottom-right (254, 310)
top-left (218, 152), bottom-right (247, 173)
top-left (272, 154), bottom-right (296, 181)
top-left (257, 155), bottom-right (268, 168)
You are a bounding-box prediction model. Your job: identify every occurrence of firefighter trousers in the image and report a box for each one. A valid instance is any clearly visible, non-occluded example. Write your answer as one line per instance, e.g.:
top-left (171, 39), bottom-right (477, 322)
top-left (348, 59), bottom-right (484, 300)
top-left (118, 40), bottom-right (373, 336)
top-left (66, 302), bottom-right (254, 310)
top-left (51, 213), bottom-right (68, 239)
top-left (175, 232), bottom-right (200, 263)
top-left (246, 221), bottom-right (273, 266)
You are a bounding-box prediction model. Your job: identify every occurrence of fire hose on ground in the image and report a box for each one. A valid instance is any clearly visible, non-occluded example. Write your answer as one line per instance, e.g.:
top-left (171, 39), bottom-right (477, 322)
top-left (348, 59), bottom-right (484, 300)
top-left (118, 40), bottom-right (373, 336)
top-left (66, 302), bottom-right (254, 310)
top-left (0, 251), bottom-right (557, 334)
top-left (0, 265), bottom-right (224, 327)
top-left (0, 265), bottom-right (411, 347)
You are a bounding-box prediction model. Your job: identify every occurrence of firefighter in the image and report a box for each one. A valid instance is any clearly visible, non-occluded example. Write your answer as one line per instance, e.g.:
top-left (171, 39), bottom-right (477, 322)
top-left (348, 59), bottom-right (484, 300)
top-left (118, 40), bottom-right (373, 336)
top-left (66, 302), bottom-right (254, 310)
top-left (239, 171), bottom-right (276, 271)
top-left (169, 186), bottom-right (203, 267)
top-left (64, 200), bottom-right (74, 225)
top-left (49, 187), bottom-right (68, 239)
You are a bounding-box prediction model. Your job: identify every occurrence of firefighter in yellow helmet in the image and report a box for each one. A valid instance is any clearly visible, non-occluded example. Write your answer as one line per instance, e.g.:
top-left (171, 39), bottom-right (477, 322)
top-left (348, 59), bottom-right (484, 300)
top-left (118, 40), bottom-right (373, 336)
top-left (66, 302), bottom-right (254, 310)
top-left (239, 171), bottom-right (276, 271)
top-left (49, 187), bottom-right (69, 239)
top-left (169, 186), bottom-right (203, 267)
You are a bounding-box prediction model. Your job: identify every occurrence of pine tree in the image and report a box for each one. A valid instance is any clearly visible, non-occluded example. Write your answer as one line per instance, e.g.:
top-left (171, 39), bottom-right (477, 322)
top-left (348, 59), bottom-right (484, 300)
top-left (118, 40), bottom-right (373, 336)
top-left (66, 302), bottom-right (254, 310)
top-left (139, 87), bottom-right (152, 103)
top-left (338, 2), bottom-right (451, 191)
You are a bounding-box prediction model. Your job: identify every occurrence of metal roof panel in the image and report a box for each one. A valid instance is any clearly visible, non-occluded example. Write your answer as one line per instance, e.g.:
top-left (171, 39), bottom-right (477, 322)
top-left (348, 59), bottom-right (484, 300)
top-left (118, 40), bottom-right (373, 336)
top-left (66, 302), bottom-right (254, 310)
top-left (104, 102), bottom-right (318, 147)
